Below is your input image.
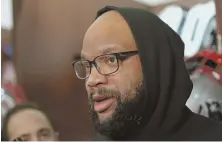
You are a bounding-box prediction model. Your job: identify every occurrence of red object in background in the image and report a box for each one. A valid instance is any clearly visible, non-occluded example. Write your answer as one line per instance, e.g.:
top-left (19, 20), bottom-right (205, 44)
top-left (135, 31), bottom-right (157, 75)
top-left (2, 83), bottom-right (27, 103)
top-left (186, 49), bottom-right (222, 119)
top-left (194, 49), bottom-right (222, 66)
top-left (1, 83), bottom-right (27, 122)
top-left (185, 49), bottom-right (222, 84)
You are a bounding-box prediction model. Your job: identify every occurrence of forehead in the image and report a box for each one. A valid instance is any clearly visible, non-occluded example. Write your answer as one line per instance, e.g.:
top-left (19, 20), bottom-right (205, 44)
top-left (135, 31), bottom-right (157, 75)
top-left (7, 109), bottom-right (53, 138)
top-left (81, 11), bottom-right (137, 59)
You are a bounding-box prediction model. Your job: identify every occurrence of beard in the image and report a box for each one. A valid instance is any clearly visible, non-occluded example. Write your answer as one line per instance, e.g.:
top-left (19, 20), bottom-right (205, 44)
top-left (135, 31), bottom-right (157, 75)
top-left (88, 83), bottom-right (145, 140)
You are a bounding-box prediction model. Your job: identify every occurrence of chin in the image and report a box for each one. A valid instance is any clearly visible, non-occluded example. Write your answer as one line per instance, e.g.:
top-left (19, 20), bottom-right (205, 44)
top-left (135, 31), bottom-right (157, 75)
top-left (98, 109), bottom-right (115, 124)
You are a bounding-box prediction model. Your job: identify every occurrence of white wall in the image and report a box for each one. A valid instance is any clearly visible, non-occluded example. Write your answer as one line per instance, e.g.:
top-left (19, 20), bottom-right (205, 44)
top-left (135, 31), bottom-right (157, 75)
top-left (134, 0), bottom-right (179, 6)
top-left (1, 0), bottom-right (13, 30)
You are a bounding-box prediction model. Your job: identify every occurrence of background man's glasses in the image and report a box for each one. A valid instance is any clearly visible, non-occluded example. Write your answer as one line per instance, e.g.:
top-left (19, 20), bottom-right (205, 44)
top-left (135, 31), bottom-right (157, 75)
top-left (13, 137), bottom-right (23, 141)
top-left (73, 50), bottom-right (138, 79)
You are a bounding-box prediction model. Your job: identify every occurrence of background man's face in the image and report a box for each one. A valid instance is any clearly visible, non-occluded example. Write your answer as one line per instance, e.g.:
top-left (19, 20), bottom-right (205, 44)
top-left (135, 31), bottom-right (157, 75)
top-left (7, 109), bottom-right (58, 141)
top-left (81, 11), bottom-right (143, 132)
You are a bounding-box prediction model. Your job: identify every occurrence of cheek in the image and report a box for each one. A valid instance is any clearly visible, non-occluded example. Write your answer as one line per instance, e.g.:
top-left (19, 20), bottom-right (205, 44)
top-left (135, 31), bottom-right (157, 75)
top-left (85, 81), bottom-right (88, 92)
top-left (85, 80), bottom-right (91, 95)
top-left (108, 71), bottom-right (142, 100)
top-left (113, 58), bottom-right (143, 99)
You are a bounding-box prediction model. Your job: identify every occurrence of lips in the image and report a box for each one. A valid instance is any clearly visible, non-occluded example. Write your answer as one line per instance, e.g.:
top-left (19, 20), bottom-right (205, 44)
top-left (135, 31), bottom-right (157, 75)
top-left (92, 94), bottom-right (115, 113)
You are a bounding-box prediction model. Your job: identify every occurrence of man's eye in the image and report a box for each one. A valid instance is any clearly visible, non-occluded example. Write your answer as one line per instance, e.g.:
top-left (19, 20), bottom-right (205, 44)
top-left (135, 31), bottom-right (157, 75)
top-left (107, 56), bottom-right (117, 64)
top-left (19, 136), bottom-right (29, 141)
top-left (79, 61), bottom-right (90, 69)
top-left (85, 64), bottom-right (90, 68)
top-left (39, 130), bottom-right (51, 140)
top-left (13, 137), bottom-right (24, 141)
top-left (41, 132), bottom-right (50, 137)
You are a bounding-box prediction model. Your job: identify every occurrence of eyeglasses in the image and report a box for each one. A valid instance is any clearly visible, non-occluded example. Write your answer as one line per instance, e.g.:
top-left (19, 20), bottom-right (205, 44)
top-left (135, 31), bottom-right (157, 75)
top-left (72, 50), bottom-right (138, 79)
top-left (13, 137), bottom-right (23, 141)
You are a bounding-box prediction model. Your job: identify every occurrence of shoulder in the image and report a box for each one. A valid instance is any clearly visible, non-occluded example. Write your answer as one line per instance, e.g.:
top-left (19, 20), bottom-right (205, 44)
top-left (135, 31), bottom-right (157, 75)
top-left (179, 112), bottom-right (222, 140)
top-left (191, 113), bottom-right (222, 129)
top-left (90, 134), bottom-right (110, 141)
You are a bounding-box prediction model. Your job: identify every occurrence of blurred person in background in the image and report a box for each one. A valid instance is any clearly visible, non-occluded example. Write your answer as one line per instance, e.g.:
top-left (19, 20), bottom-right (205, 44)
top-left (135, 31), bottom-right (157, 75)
top-left (1, 43), bottom-right (27, 112)
top-left (1, 44), bottom-right (28, 141)
top-left (1, 44), bottom-right (17, 84)
top-left (73, 6), bottom-right (222, 141)
top-left (2, 102), bottom-right (59, 141)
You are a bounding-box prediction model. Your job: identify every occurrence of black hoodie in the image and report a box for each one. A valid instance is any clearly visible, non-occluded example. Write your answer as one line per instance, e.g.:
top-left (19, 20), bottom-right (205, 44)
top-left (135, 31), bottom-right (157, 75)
top-left (92, 6), bottom-right (222, 141)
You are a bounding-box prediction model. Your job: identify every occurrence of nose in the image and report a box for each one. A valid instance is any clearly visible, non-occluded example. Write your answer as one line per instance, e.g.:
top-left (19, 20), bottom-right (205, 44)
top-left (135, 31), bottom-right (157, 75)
top-left (86, 65), bottom-right (108, 88)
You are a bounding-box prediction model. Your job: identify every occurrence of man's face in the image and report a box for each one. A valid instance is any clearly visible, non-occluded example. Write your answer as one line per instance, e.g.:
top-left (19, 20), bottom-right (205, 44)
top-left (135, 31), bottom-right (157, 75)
top-left (81, 11), bottom-right (143, 134)
top-left (7, 109), bottom-right (58, 141)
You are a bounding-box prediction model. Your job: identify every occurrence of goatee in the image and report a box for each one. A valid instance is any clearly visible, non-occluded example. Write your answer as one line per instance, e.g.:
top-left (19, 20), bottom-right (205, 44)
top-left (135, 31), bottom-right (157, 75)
top-left (88, 83), bottom-right (145, 140)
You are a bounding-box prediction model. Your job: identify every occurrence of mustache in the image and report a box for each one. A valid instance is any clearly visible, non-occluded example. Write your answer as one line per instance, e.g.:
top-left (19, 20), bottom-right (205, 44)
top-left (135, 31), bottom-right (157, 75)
top-left (89, 88), bottom-right (120, 99)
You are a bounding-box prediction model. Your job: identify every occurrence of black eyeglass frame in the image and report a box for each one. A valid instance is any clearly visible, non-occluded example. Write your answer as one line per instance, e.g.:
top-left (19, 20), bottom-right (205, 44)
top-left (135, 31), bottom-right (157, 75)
top-left (72, 50), bottom-right (138, 79)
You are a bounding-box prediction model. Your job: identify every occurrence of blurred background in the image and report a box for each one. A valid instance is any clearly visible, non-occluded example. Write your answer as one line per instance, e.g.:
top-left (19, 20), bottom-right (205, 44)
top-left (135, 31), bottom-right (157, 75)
top-left (1, 0), bottom-right (222, 140)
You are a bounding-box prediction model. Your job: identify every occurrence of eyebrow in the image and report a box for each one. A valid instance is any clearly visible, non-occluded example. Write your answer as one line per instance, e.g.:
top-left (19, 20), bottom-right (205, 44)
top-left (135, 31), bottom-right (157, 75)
top-left (38, 127), bottom-right (51, 135)
top-left (100, 45), bottom-right (126, 55)
top-left (20, 133), bottom-right (29, 137)
top-left (81, 45), bottom-right (128, 60)
top-left (38, 127), bottom-right (50, 132)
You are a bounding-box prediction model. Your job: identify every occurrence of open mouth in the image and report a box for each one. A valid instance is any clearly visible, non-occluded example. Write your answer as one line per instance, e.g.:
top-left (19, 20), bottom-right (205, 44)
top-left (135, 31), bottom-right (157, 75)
top-left (92, 95), bottom-right (114, 113)
top-left (94, 97), bottom-right (108, 102)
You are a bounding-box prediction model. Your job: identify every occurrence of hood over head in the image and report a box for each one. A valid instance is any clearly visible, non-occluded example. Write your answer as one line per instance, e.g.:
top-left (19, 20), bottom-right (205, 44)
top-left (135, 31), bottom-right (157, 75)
top-left (93, 6), bottom-right (222, 141)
